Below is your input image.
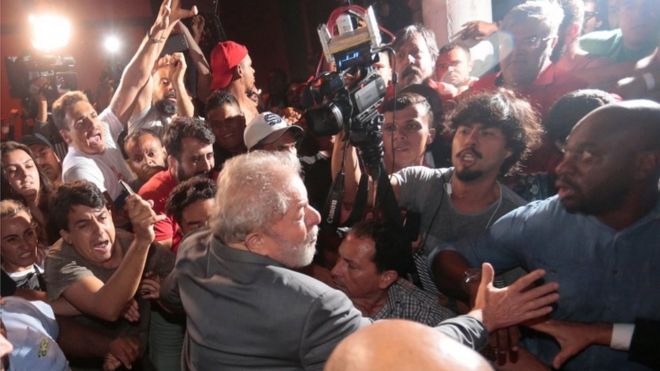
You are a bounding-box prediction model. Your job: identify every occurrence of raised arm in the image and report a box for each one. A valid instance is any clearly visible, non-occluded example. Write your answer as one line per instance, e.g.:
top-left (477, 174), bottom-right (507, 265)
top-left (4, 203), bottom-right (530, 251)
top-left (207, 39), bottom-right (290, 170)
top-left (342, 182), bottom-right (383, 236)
top-left (109, 0), bottom-right (198, 126)
top-left (177, 19), bottom-right (212, 101)
top-left (59, 195), bottom-right (165, 321)
top-left (170, 52), bottom-right (195, 117)
top-left (331, 133), bottom-right (361, 207)
top-left (330, 132), bottom-right (403, 212)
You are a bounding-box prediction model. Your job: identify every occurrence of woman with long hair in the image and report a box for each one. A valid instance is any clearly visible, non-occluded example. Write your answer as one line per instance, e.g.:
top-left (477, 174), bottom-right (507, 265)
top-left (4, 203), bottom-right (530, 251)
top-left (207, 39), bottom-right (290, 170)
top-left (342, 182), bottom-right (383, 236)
top-left (1, 141), bottom-right (56, 244)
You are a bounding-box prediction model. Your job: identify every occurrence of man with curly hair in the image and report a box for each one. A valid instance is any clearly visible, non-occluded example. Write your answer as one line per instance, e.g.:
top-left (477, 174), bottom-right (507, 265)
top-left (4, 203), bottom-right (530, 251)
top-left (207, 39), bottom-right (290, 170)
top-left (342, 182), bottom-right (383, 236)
top-left (390, 89), bottom-right (542, 295)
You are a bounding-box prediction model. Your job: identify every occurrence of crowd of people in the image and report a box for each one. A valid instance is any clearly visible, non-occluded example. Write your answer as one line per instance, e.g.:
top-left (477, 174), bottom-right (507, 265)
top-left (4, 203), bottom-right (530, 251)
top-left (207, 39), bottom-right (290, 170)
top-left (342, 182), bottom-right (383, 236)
top-left (1, 0), bottom-right (659, 370)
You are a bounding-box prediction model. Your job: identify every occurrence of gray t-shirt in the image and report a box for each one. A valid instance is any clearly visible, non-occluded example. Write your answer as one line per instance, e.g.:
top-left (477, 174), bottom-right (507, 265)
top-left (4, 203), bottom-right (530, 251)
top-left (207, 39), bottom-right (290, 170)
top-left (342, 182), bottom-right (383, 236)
top-left (44, 229), bottom-right (175, 366)
top-left (45, 230), bottom-right (174, 302)
top-left (395, 166), bottom-right (525, 255)
top-left (394, 166), bottom-right (526, 292)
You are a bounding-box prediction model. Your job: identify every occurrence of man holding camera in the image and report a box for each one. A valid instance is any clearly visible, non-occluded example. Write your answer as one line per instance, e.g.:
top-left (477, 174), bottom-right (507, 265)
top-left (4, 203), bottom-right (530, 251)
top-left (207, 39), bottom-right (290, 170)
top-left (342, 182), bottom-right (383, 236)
top-left (331, 89), bottom-right (541, 299)
top-left (128, 17), bottom-right (212, 136)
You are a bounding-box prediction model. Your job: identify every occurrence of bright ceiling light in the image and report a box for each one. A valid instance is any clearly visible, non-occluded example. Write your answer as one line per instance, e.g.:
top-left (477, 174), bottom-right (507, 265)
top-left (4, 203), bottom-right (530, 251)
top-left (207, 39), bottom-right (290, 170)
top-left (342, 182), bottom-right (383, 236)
top-left (104, 35), bottom-right (121, 54)
top-left (29, 14), bottom-right (72, 52)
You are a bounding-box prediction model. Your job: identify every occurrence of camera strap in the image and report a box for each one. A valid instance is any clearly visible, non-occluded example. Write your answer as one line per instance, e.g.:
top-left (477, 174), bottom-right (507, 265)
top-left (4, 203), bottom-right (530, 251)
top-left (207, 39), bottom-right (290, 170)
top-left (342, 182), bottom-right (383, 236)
top-left (342, 172), bottom-right (369, 227)
top-left (321, 169), bottom-right (345, 229)
top-left (321, 169), bottom-right (370, 231)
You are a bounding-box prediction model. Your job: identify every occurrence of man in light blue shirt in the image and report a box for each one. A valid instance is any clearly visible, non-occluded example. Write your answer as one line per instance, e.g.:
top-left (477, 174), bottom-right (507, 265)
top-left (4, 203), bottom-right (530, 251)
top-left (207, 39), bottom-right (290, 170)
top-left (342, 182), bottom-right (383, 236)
top-left (432, 100), bottom-right (660, 370)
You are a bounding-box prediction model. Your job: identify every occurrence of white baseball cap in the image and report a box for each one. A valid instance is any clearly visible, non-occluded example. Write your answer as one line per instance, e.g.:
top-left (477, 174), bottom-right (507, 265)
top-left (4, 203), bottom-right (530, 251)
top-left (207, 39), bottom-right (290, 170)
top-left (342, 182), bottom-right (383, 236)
top-left (244, 111), bottom-right (304, 151)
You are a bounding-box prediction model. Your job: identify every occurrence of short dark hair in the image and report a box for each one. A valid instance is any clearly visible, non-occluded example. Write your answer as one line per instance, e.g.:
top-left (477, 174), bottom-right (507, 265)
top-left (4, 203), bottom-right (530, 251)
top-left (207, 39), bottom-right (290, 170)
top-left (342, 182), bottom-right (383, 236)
top-left (51, 91), bottom-right (90, 131)
top-left (438, 42), bottom-right (471, 61)
top-left (165, 176), bottom-right (217, 224)
top-left (205, 90), bottom-right (241, 114)
top-left (393, 24), bottom-right (439, 63)
top-left (381, 93), bottom-right (433, 127)
top-left (49, 180), bottom-right (107, 232)
top-left (381, 84), bottom-right (443, 129)
top-left (120, 128), bottom-right (162, 159)
top-left (446, 89), bottom-right (543, 175)
top-left (545, 89), bottom-right (615, 144)
top-left (163, 117), bottom-right (215, 160)
top-left (349, 220), bottom-right (411, 276)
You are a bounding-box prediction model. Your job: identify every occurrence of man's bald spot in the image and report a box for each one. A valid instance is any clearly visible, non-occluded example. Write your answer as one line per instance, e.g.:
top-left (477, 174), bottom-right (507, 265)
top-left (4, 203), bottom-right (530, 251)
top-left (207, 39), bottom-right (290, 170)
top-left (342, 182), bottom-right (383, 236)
top-left (570, 100), bottom-right (660, 152)
top-left (325, 320), bottom-right (493, 371)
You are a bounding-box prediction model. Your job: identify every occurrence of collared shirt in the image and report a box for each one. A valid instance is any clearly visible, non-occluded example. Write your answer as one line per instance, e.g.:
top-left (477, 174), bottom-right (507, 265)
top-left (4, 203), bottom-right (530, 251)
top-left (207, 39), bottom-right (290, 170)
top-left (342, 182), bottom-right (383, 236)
top-left (160, 230), bottom-right (369, 371)
top-left (162, 231), bottom-right (491, 369)
top-left (458, 196), bottom-right (660, 371)
top-left (372, 278), bottom-right (455, 326)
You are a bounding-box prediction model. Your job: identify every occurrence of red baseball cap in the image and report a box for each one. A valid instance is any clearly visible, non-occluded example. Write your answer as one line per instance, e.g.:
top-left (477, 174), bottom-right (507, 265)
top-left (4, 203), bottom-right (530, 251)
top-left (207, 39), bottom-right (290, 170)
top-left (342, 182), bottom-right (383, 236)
top-left (211, 41), bottom-right (249, 91)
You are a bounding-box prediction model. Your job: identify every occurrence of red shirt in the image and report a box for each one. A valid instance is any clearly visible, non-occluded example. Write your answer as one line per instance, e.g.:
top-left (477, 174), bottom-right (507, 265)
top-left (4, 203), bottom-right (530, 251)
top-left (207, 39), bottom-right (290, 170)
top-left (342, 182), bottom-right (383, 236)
top-left (471, 63), bottom-right (588, 116)
top-left (469, 64), bottom-right (588, 174)
top-left (138, 170), bottom-right (182, 251)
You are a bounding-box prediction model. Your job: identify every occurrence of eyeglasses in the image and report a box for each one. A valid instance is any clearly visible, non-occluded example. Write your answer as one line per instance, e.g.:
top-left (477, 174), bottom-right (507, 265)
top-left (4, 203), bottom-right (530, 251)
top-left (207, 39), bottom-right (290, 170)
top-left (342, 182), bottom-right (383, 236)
top-left (499, 33), bottom-right (556, 51)
top-left (584, 11), bottom-right (599, 20)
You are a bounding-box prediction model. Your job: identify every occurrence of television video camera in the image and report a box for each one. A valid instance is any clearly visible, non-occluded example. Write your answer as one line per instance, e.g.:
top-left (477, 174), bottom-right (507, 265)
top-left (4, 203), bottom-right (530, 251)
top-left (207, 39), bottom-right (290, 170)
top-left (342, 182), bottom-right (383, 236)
top-left (304, 7), bottom-right (388, 176)
top-left (307, 6), bottom-right (405, 231)
top-left (5, 55), bottom-right (78, 103)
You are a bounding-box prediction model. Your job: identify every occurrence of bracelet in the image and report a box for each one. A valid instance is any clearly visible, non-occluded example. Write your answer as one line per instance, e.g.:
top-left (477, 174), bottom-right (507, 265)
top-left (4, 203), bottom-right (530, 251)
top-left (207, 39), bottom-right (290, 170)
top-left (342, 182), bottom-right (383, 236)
top-left (147, 29), bottom-right (165, 43)
top-left (641, 72), bottom-right (656, 91)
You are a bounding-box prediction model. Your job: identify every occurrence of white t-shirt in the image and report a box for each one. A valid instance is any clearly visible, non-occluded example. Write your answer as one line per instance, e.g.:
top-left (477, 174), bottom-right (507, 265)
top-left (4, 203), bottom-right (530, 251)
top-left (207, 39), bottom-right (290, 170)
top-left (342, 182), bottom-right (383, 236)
top-left (61, 108), bottom-right (136, 200)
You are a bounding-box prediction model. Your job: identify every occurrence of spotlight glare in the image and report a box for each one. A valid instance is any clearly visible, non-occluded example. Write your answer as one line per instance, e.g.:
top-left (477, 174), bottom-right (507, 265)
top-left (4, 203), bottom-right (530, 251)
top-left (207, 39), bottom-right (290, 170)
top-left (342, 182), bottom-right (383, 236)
top-left (30, 14), bottom-right (71, 52)
top-left (104, 35), bottom-right (121, 54)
